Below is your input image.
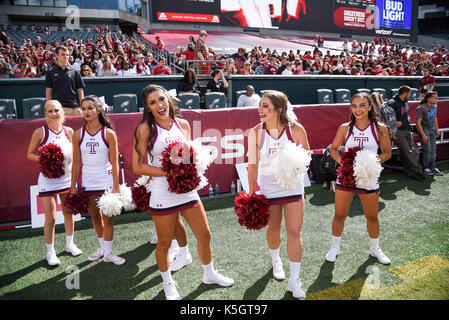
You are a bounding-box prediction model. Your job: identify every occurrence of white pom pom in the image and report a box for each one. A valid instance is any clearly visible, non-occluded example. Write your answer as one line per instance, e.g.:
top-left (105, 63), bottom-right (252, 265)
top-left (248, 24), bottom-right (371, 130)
top-left (119, 183), bottom-right (136, 212)
top-left (196, 174), bottom-right (209, 191)
top-left (353, 149), bottom-right (383, 188)
top-left (135, 175), bottom-right (150, 187)
top-left (189, 140), bottom-right (214, 175)
top-left (97, 191), bottom-right (124, 217)
top-left (265, 142), bottom-right (311, 190)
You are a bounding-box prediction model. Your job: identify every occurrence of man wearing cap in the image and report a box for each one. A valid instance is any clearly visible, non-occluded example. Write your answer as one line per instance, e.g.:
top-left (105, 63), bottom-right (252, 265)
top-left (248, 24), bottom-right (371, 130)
top-left (333, 64), bottom-right (347, 75)
top-left (194, 30), bottom-right (210, 75)
top-left (236, 85), bottom-right (261, 107)
top-left (155, 35), bottom-right (164, 59)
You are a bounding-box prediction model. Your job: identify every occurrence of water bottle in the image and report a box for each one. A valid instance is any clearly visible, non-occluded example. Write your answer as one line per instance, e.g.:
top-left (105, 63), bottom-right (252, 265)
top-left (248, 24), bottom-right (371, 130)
top-left (209, 184), bottom-right (214, 198)
top-left (230, 181), bottom-right (236, 194)
top-left (214, 182), bottom-right (220, 196)
top-left (237, 179), bottom-right (242, 193)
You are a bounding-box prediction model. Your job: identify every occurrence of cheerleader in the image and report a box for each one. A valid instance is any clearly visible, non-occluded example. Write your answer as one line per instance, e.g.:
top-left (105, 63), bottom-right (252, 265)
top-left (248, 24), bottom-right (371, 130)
top-left (26, 100), bottom-right (82, 266)
top-left (325, 93), bottom-right (392, 264)
top-left (70, 95), bottom-right (125, 265)
top-left (247, 90), bottom-right (310, 299)
top-left (133, 84), bottom-right (234, 300)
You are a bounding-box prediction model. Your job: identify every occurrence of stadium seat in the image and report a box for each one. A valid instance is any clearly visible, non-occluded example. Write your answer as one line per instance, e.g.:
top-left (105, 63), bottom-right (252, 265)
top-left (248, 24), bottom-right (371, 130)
top-left (235, 90), bottom-right (246, 102)
top-left (372, 88), bottom-right (387, 100)
top-left (334, 89), bottom-right (351, 103)
top-left (0, 99), bottom-right (17, 119)
top-left (391, 88), bottom-right (399, 98)
top-left (205, 92), bottom-right (226, 109)
top-left (22, 97), bottom-right (46, 119)
top-left (178, 93), bottom-right (201, 109)
top-left (356, 88), bottom-right (371, 95)
top-left (410, 88), bottom-right (419, 101)
top-left (316, 89), bottom-right (334, 104)
top-left (113, 94), bottom-right (138, 113)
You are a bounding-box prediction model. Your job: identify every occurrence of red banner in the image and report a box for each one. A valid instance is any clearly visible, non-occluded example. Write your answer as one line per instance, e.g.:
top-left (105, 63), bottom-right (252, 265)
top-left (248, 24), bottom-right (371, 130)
top-left (1, 102), bottom-right (448, 223)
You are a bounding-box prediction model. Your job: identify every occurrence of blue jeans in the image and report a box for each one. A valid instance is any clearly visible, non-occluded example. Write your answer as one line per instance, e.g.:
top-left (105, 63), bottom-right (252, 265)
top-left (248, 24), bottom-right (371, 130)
top-left (421, 128), bottom-right (437, 170)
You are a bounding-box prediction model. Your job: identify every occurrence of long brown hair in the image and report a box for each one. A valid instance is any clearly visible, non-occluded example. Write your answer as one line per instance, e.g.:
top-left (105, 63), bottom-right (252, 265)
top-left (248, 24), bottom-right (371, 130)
top-left (349, 93), bottom-right (382, 136)
top-left (262, 90), bottom-right (291, 125)
top-left (80, 95), bottom-right (114, 129)
top-left (419, 91), bottom-right (437, 105)
top-left (133, 85), bottom-right (177, 163)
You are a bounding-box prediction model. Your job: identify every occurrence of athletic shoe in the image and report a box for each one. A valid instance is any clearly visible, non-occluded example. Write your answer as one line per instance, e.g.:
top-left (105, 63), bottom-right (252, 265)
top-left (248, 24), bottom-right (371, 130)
top-left (325, 246), bottom-right (340, 263)
top-left (46, 251), bottom-right (60, 266)
top-left (203, 271), bottom-right (234, 287)
top-left (103, 252), bottom-right (126, 265)
top-left (287, 279), bottom-right (307, 299)
top-left (431, 168), bottom-right (443, 176)
top-left (424, 168), bottom-right (433, 175)
top-left (163, 281), bottom-right (181, 300)
top-left (171, 252), bottom-right (193, 272)
top-left (65, 244), bottom-right (82, 256)
top-left (150, 234), bottom-right (158, 244)
top-left (88, 247), bottom-right (104, 261)
top-left (369, 247), bottom-right (391, 265)
top-left (272, 260), bottom-right (286, 280)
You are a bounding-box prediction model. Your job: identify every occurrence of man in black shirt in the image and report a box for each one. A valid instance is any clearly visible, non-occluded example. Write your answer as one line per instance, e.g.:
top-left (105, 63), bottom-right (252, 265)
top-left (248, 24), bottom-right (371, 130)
top-left (206, 69), bottom-right (228, 94)
top-left (385, 85), bottom-right (425, 180)
top-left (45, 46), bottom-right (85, 116)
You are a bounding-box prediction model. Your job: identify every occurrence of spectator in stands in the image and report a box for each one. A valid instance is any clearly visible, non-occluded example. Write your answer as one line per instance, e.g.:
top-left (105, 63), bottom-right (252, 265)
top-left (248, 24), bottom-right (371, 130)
top-left (134, 54), bottom-right (151, 76)
top-left (45, 45), bottom-right (85, 116)
top-left (0, 61), bottom-right (13, 78)
top-left (333, 64), bottom-right (347, 75)
top-left (236, 85), bottom-right (261, 107)
top-left (152, 57), bottom-right (171, 75)
top-left (282, 62), bottom-right (293, 75)
top-left (226, 58), bottom-right (238, 76)
top-left (265, 57), bottom-right (278, 75)
top-left (242, 61), bottom-right (254, 75)
top-left (80, 65), bottom-right (94, 77)
top-left (194, 30), bottom-right (210, 75)
top-left (386, 85), bottom-right (425, 181)
top-left (416, 91), bottom-right (442, 176)
top-left (319, 62), bottom-right (332, 75)
top-left (420, 69), bottom-right (435, 99)
top-left (37, 62), bottom-right (49, 78)
top-left (117, 60), bottom-right (136, 76)
top-left (97, 57), bottom-right (117, 76)
top-left (206, 69), bottom-right (228, 94)
top-left (155, 35), bottom-right (164, 59)
top-left (178, 68), bottom-right (200, 95)
top-left (277, 56), bottom-right (290, 74)
top-left (232, 47), bottom-right (248, 74)
top-left (184, 42), bottom-right (195, 63)
top-left (432, 65), bottom-right (443, 77)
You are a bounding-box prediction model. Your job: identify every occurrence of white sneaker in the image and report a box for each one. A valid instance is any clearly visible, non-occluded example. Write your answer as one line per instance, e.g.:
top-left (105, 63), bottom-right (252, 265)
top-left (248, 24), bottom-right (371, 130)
top-left (150, 233), bottom-right (158, 244)
top-left (171, 252), bottom-right (193, 272)
top-left (272, 260), bottom-right (286, 280)
top-left (369, 247), bottom-right (391, 265)
top-left (424, 168), bottom-right (433, 175)
top-left (163, 281), bottom-right (181, 300)
top-left (88, 247), bottom-right (104, 261)
top-left (432, 168), bottom-right (443, 176)
top-left (287, 279), bottom-right (307, 299)
top-left (66, 244), bottom-right (82, 256)
top-left (46, 251), bottom-right (60, 266)
top-left (103, 252), bottom-right (126, 265)
top-left (203, 271), bottom-right (234, 287)
top-left (325, 246), bottom-right (340, 262)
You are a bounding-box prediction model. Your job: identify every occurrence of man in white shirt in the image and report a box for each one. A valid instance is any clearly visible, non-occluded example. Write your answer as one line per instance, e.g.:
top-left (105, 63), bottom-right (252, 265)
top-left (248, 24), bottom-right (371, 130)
top-left (237, 85), bottom-right (261, 107)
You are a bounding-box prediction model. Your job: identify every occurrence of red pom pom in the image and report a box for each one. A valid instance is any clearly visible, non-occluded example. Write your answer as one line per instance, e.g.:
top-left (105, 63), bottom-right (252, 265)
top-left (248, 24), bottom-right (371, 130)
top-left (131, 184), bottom-right (151, 211)
top-left (64, 187), bottom-right (89, 215)
top-left (160, 141), bottom-right (201, 194)
top-left (234, 192), bottom-right (270, 231)
top-left (337, 147), bottom-right (362, 188)
top-left (38, 143), bottom-right (65, 179)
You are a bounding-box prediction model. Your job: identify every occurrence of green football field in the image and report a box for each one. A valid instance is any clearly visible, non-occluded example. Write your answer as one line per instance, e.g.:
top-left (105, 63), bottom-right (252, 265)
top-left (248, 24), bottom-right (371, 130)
top-left (1, 162), bottom-right (448, 300)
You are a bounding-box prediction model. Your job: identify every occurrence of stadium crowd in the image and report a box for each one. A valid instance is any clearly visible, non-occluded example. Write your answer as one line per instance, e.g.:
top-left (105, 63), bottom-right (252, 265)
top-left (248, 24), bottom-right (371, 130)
top-left (1, 27), bottom-right (448, 79)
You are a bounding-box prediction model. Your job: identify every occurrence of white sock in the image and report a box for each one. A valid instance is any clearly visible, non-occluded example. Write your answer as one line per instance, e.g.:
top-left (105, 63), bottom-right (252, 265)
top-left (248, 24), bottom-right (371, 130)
top-left (202, 261), bottom-right (215, 275)
top-left (178, 245), bottom-right (189, 257)
top-left (270, 247), bottom-right (281, 263)
top-left (331, 235), bottom-right (341, 248)
top-left (104, 240), bottom-right (113, 256)
top-left (98, 237), bottom-right (104, 249)
top-left (170, 239), bottom-right (179, 250)
top-left (289, 261), bottom-right (301, 281)
top-left (66, 234), bottom-right (74, 247)
top-left (160, 269), bottom-right (173, 284)
top-left (370, 237), bottom-right (379, 250)
top-left (45, 242), bottom-right (55, 253)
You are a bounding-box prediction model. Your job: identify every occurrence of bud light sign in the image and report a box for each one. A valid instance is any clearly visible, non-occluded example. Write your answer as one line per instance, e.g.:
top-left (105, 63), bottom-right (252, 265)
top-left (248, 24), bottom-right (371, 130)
top-left (376, 0), bottom-right (412, 30)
